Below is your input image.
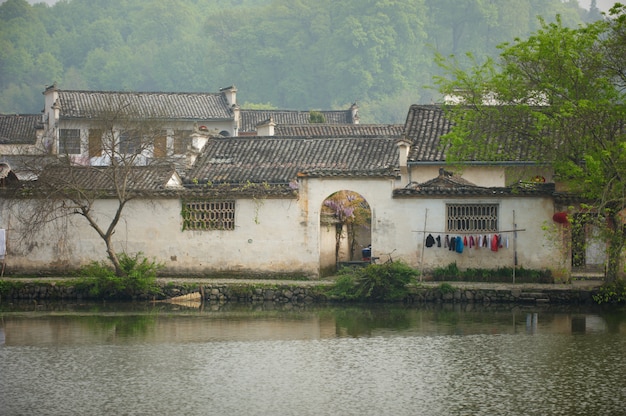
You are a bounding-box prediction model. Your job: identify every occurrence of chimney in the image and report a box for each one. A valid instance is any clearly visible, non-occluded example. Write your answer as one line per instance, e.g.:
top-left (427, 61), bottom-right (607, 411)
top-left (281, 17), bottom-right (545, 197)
top-left (256, 117), bottom-right (276, 136)
top-left (350, 102), bottom-right (360, 124)
top-left (396, 138), bottom-right (411, 184)
top-left (220, 85), bottom-right (237, 107)
top-left (43, 83), bottom-right (59, 131)
top-left (232, 104), bottom-right (240, 136)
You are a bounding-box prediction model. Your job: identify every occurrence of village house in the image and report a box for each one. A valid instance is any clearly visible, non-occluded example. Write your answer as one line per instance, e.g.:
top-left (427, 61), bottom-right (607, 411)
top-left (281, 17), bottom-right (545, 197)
top-left (0, 89), bottom-right (604, 280)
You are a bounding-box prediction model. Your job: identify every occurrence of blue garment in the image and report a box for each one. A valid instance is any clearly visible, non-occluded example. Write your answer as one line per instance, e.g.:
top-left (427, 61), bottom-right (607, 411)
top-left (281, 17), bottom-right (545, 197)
top-left (455, 236), bottom-right (464, 253)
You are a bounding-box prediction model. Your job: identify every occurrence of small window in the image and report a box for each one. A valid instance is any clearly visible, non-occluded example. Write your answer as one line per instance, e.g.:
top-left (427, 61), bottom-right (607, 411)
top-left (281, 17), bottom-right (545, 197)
top-left (154, 131), bottom-right (167, 158)
top-left (446, 203), bottom-right (498, 233)
top-left (183, 200), bottom-right (235, 231)
top-left (174, 130), bottom-right (192, 154)
top-left (119, 132), bottom-right (141, 154)
top-left (88, 129), bottom-right (103, 157)
top-left (59, 129), bottom-right (81, 154)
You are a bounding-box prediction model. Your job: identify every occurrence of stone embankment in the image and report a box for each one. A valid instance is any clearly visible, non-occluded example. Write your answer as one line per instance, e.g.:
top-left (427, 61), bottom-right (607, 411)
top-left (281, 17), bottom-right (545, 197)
top-left (0, 278), bottom-right (602, 305)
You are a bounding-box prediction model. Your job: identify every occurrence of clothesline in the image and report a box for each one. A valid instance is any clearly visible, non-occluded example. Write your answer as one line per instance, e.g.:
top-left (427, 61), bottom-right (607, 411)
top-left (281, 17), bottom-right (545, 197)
top-left (412, 228), bottom-right (525, 234)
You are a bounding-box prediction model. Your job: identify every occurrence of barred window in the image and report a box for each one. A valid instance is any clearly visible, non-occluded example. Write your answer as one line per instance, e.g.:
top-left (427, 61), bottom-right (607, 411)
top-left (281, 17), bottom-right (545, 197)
top-left (59, 129), bottom-right (81, 154)
top-left (446, 204), bottom-right (498, 232)
top-left (119, 132), bottom-right (141, 154)
top-left (183, 200), bottom-right (235, 231)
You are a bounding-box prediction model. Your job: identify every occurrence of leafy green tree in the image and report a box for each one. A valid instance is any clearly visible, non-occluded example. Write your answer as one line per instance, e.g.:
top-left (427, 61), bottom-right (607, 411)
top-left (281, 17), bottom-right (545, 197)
top-left (435, 6), bottom-right (626, 281)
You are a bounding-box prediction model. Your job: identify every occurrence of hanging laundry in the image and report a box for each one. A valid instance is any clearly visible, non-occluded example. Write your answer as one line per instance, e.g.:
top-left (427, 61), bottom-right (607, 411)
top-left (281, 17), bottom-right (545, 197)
top-left (463, 236), bottom-right (468, 247)
top-left (455, 236), bottom-right (464, 253)
top-left (469, 235), bottom-right (475, 248)
top-left (491, 234), bottom-right (499, 252)
top-left (499, 234), bottom-right (504, 248)
top-left (477, 235), bottom-right (483, 248)
top-left (449, 236), bottom-right (456, 251)
top-left (425, 234), bottom-right (435, 248)
top-left (445, 235), bottom-right (449, 248)
top-left (436, 235), bottom-right (442, 247)
top-left (483, 235), bottom-right (488, 248)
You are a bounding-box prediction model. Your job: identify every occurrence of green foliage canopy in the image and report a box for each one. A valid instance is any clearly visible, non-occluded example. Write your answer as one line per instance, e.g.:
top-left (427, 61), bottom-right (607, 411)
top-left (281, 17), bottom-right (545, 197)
top-left (0, 0), bottom-right (598, 121)
top-left (435, 5), bottom-right (626, 280)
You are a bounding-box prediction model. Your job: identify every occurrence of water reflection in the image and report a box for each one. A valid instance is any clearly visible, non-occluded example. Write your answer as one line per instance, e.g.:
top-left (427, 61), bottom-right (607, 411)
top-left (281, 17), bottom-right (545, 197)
top-left (1, 302), bottom-right (624, 346)
top-left (1, 303), bottom-right (625, 416)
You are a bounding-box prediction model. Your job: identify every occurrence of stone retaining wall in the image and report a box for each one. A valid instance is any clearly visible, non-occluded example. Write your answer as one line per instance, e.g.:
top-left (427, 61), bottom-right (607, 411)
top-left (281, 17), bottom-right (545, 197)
top-left (0, 281), bottom-right (600, 305)
top-left (406, 286), bottom-right (598, 305)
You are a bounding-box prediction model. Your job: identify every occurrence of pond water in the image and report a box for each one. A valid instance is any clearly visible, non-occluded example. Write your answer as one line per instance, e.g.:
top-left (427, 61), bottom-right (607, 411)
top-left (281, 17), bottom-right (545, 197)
top-left (1, 302), bottom-right (625, 416)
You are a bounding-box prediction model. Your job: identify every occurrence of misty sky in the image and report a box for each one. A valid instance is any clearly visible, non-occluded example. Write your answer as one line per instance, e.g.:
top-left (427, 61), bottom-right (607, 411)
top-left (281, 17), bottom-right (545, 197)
top-left (14, 0), bottom-right (616, 12)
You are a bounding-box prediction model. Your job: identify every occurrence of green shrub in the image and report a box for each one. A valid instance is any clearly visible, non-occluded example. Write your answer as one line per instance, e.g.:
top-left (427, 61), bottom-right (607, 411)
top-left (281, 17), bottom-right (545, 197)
top-left (432, 262), bottom-right (461, 280)
top-left (78, 252), bottom-right (163, 300)
top-left (593, 280), bottom-right (626, 304)
top-left (327, 261), bottom-right (419, 302)
top-left (438, 282), bottom-right (455, 294)
top-left (431, 263), bottom-right (552, 283)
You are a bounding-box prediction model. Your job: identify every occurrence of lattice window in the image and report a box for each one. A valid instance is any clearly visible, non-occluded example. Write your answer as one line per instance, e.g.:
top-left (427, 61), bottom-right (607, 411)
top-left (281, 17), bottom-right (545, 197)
top-left (59, 129), bottom-right (81, 154)
top-left (446, 203), bottom-right (498, 232)
top-left (119, 132), bottom-right (141, 154)
top-left (183, 200), bottom-right (235, 231)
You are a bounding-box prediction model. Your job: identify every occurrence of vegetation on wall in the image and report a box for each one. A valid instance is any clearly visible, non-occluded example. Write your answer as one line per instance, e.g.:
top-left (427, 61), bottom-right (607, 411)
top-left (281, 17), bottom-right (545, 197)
top-left (431, 262), bottom-right (553, 284)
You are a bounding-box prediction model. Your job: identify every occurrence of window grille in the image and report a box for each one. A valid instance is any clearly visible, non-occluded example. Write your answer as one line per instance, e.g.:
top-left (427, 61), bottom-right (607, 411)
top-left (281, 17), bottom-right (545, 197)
top-left (59, 129), bottom-right (81, 154)
top-left (183, 200), bottom-right (235, 231)
top-left (446, 203), bottom-right (498, 232)
top-left (119, 132), bottom-right (141, 154)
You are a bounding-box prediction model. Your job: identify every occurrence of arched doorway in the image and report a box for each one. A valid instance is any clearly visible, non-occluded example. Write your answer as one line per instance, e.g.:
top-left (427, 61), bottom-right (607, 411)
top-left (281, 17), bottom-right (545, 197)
top-left (319, 190), bottom-right (372, 276)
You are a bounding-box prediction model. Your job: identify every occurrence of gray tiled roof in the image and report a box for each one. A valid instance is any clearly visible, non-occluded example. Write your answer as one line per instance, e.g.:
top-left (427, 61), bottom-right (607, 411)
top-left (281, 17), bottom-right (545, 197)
top-left (239, 109), bottom-right (355, 133)
top-left (0, 114), bottom-right (41, 144)
top-left (393, 175), bottom-right (555, 197)
top-left (404, 105), bottom-right (545, 163)
top-left (274, 124), bottom-right (403, 137)
top-left (0, 155), bottom-right (47, 181)
top-left (37, 164), bottom-right (179, 192)
top-left (404, 105), bottom-right (451, 162)
top-left (186, 136), bottom-right (400, 184)
top-left (56, 90), bottom-right (234, 120)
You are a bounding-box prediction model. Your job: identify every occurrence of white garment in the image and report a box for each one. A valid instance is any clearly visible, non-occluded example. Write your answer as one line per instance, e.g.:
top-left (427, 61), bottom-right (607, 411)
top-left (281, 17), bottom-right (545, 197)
top-left (0, 229), bottom-right (5, 259)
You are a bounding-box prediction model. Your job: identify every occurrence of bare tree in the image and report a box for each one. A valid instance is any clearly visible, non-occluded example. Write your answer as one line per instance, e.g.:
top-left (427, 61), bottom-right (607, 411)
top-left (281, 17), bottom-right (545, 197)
top-left (4, 99), bottom-right (183, 276)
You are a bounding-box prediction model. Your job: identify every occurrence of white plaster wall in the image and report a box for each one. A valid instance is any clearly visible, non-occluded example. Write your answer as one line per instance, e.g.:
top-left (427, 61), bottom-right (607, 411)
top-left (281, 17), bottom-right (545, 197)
top-left (0, 178), bottom-right (565, 278)
top-left (1, 195), bottom-right (318, 277)
top-left (407, 165), bottom-right (506, 187)
top-left (390, 195), bottom-right (564, 275)
top-left (407, 164), bottom-right (555, 188)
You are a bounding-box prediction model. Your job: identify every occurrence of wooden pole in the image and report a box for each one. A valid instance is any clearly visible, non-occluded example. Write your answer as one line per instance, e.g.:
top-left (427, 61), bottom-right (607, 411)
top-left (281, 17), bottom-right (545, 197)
top-left (513, 210), bottom-right (517, 284)
top-left (419, 209), bottom-right (428, 282)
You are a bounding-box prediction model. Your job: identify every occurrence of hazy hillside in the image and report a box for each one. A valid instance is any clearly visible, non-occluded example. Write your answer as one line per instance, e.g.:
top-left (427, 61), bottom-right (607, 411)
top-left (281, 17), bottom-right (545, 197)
top-left (0, 0), bottom-right (603, 122)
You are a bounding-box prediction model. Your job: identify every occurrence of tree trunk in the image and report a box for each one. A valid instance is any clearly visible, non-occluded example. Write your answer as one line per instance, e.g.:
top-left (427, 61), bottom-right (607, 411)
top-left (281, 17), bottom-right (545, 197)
top-left (104, 235), bottom-right (125, 277)
top-left (605, 211), bottom-right (625, 282)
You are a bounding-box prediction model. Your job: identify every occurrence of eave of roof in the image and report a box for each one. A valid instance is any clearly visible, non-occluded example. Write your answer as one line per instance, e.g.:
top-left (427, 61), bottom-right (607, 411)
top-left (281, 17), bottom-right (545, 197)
top-left (403, 104), bottom-right (547, 164)
top-left (0, 114), bottom-right (42, 144)
top-left (56, 90), bottom-right (234, 120)
top-left (186, 136), bottom-right (400, 184)
top-left (393, 182), bottom-right (556, 198)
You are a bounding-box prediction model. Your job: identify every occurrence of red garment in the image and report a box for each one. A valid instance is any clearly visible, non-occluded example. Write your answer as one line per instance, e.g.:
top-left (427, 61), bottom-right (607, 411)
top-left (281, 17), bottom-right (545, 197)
top-left (463, 236), bottom-right (468, 247)
top-left (491, 234), bottom-right (499, 252)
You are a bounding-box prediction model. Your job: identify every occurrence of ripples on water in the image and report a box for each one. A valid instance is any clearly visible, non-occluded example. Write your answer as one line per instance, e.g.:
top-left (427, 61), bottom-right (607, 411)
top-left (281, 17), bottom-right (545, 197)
top-left (0, 303), bottom-right (625, 416)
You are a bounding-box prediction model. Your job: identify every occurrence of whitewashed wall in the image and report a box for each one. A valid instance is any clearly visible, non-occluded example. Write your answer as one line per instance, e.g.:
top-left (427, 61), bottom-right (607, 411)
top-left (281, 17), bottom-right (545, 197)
top-left (0, 177), bottom-right (565, 278)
